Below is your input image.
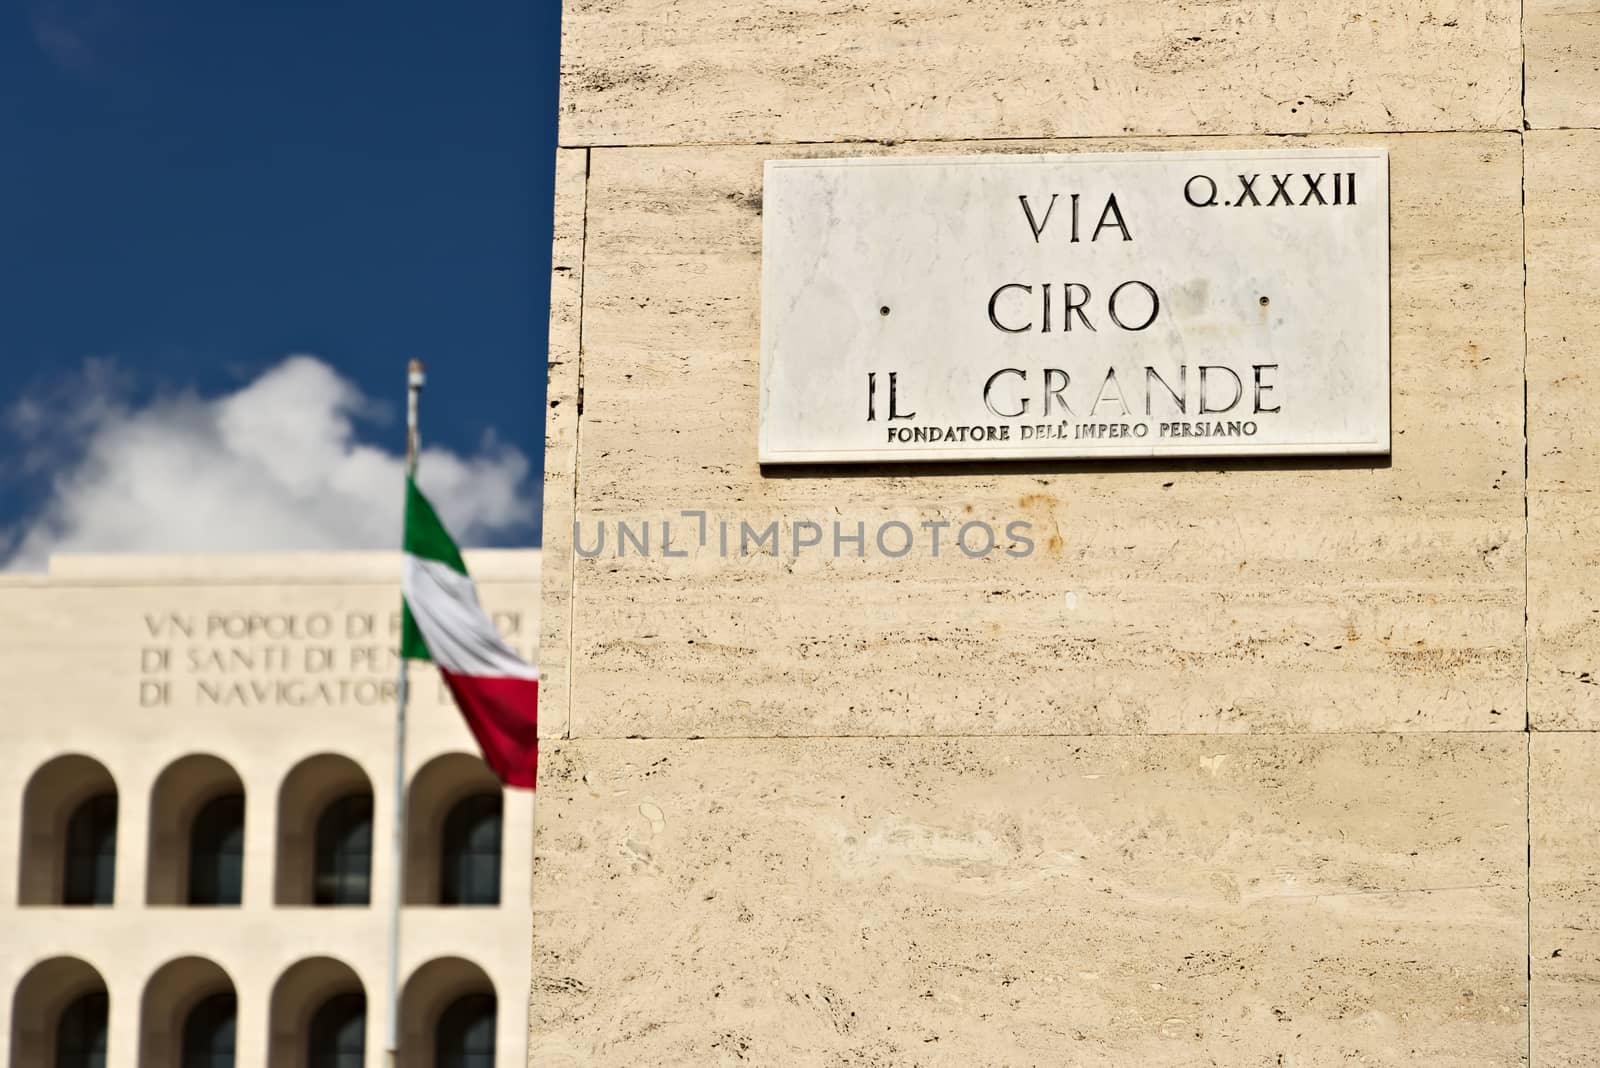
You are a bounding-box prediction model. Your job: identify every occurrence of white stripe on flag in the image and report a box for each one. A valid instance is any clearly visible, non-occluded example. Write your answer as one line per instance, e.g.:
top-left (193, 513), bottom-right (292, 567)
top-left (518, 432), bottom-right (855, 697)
top-left (402, 555), bottom-right (538, 680)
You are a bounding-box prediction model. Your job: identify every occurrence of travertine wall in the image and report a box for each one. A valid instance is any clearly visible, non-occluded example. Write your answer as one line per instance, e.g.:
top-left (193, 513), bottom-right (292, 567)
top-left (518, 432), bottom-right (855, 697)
top-left (536, 3), bottom-right (1599, 1063)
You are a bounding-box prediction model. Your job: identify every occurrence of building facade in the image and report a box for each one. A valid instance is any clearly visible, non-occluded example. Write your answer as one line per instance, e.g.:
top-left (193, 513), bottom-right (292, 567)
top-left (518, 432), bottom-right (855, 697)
top-left (0, 550), bottom-right (538, 1067)
top-left (533, 1), bottom-right (1600, 1063)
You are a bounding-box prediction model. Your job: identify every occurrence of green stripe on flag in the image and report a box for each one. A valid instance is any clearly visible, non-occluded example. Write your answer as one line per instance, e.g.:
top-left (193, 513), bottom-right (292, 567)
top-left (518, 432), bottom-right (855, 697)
top-left (404, 476), bottom-right (468, 574)
top-left (401, 476), bottom-right (468, 662)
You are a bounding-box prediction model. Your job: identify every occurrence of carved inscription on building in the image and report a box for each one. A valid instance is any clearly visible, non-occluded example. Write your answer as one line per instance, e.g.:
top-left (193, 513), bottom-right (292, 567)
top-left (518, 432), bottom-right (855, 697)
top-left (135, 609), bottom-right (533, 708)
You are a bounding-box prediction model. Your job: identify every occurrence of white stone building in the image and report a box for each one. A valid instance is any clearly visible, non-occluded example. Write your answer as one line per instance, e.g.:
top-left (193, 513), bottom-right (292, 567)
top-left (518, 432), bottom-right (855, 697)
top-left (0, 551), bottom-right (538, 1067)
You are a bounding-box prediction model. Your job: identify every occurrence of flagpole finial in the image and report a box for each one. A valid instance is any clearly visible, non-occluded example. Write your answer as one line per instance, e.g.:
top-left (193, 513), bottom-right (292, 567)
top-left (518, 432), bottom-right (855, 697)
top-left (405, 360), bottom-right (425, 473)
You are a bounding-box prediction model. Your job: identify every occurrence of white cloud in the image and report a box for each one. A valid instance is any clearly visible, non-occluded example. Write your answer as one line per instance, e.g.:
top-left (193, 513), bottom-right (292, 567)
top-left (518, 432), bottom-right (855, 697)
top-left (2, 355), bottom-right (538, 571)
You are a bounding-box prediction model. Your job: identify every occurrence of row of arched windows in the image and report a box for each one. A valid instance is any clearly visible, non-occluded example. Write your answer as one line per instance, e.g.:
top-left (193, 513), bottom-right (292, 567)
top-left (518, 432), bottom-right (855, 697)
top-left (12, 954), bottom-right (496, 1068)
top-left (20, 752), bottom-right (504, 908)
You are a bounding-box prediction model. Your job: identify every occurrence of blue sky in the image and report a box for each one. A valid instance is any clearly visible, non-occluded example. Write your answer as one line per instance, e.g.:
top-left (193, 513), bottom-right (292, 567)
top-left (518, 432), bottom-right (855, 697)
top-left (0, 1), bottom-right (559, 567)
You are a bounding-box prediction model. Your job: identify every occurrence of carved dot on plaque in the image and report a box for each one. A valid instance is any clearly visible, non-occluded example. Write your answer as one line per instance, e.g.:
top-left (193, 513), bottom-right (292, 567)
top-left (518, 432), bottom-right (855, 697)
top-left (879, 305), bottom-right (891, 316)
top-left (1259, 296), bottom-right (1270, 306)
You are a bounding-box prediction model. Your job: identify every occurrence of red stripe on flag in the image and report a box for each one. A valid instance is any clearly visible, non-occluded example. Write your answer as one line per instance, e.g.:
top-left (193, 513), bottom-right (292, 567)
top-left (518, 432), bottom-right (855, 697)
top-left (438, 669), bottom-right (539, 789)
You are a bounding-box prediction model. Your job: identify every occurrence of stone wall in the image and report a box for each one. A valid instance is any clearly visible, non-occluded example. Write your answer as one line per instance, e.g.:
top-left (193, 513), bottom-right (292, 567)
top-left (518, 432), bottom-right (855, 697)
top-left (535, 3), bottom-right (1598, 1062)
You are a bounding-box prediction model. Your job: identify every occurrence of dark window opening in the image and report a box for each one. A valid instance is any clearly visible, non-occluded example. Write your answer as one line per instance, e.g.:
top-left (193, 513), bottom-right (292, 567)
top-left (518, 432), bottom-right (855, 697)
top-left (441, 793), bottom-right (501, 906)
top-left (64, 792), bottom-right (117, 906)
top-left (188, 794), bottom-right (244, 906)
top-left (314, 794), bottom-right (373, 906)
top-left (307, 991), bottom-right (365, 1068)
top-left (55, 990), bottom-right (108, 1068)
top-left (181, 992), bottom-right (235, 1068)
top-left (436, 992), bottom-right (495, 1068)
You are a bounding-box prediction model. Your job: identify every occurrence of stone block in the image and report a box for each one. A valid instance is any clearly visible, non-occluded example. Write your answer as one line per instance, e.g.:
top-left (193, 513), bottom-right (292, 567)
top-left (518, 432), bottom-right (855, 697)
top-left (558, 0), bottom-right (1522, 147)
top-left (532, 733), bottom-right (1527, 1065)
top-left (540, 148), bottom-right (590, 738)
top-left (1528, 131), bottom-right (1600, 729)
top-left (1531, 732), bottom-right (1600, 1064)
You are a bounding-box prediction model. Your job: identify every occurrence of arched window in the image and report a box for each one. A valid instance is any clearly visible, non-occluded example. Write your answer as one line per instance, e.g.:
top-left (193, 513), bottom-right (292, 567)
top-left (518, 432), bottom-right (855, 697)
top-left (54, 990), bottom-right (108, 1068)
top-left (435, 993), bottom-right (495, 1068)
top-left (307, 992), bottom-right (364, 1068)
top-left (313, 794), bottom-right (372, 906)
top-left (188, 794), bottom-right (244, 906)
top-left (64, 792), bottom-right (117, 906)
top-left (181, 992), bottom-right (235, 1068)
top-left (19, 754), bottom-right (116, 906)
top-left (440, 793), bottom-right (501, 906)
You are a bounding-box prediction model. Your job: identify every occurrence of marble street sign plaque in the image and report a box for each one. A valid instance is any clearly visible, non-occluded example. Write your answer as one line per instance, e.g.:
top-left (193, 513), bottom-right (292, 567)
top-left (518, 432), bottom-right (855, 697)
top-left (758, 149), bottom-right (1389, 463)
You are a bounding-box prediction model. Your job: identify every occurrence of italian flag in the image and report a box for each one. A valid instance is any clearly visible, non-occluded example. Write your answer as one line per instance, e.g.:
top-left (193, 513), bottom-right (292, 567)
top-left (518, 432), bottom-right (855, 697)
top-left (401, 476), bottom-right (539, 788)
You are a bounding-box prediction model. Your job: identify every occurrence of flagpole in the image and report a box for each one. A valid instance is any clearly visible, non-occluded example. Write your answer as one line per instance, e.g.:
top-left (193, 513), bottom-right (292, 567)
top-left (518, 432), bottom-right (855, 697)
top-left (387, 358), bottom-right (425, 1068)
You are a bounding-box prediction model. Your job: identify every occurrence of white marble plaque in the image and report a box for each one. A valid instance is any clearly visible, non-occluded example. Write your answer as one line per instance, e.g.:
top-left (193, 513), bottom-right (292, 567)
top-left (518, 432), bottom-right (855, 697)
top-left (759, 149), bottom-right (1389, 463)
